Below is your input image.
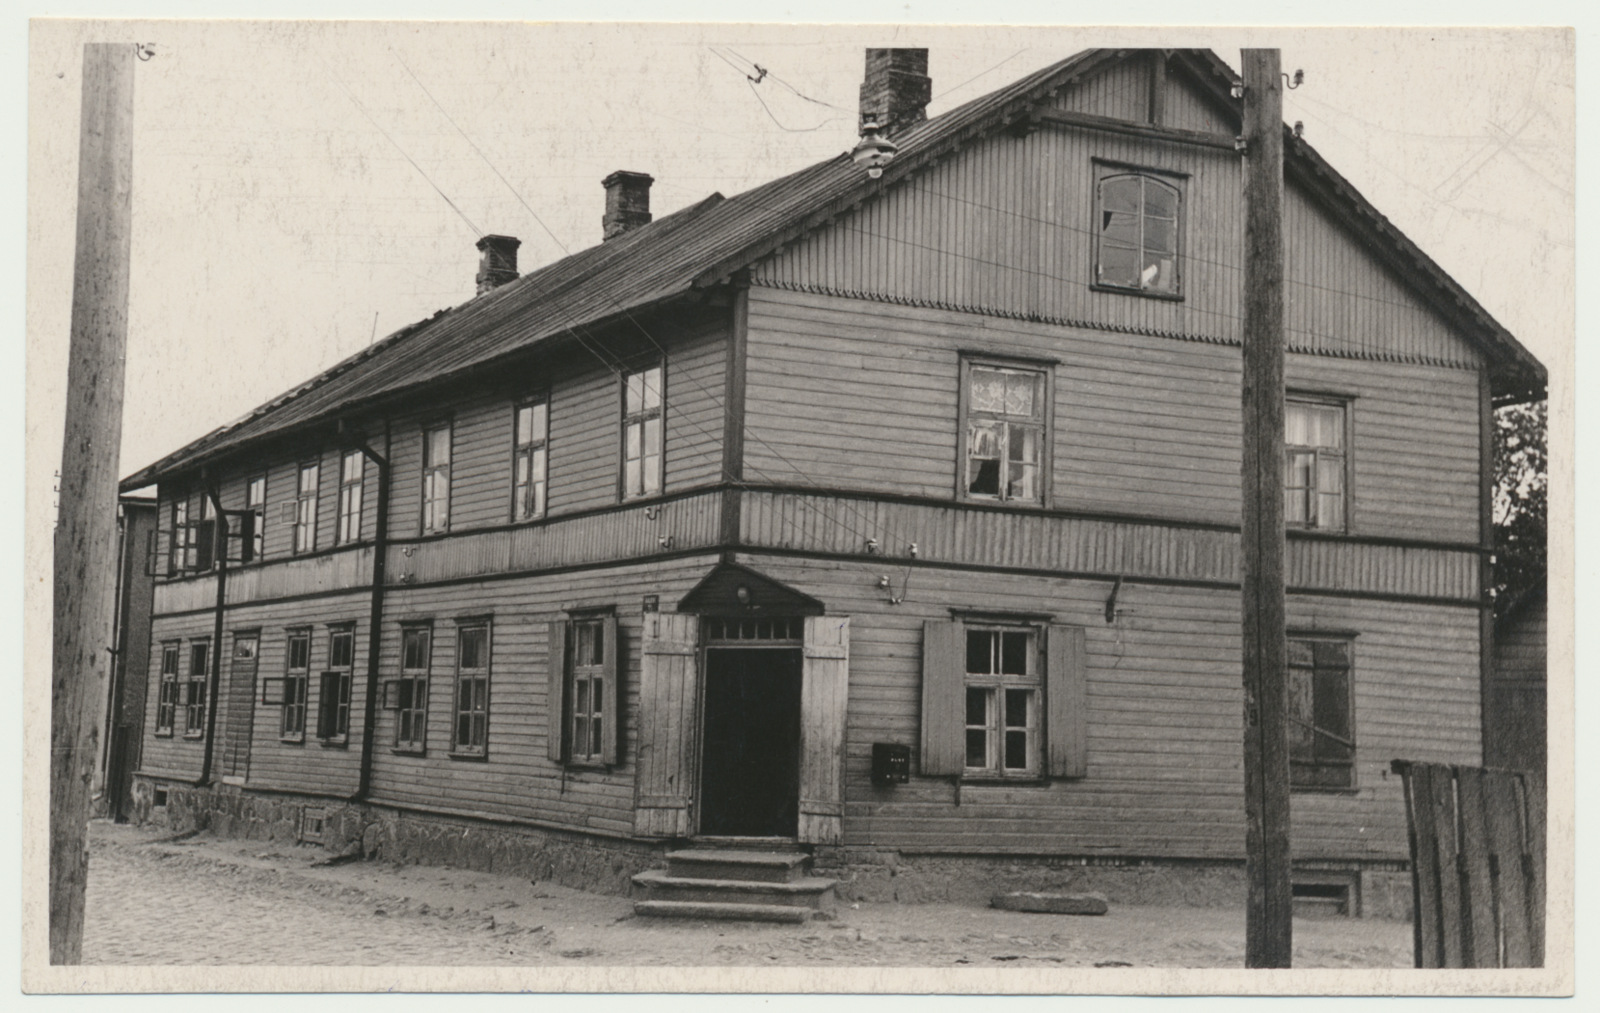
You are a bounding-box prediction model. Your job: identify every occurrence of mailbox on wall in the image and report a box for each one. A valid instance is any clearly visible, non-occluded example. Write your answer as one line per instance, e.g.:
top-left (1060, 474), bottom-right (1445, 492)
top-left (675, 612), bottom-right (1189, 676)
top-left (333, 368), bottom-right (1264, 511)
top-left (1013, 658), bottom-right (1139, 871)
top-left (871, 742), bottom-right (911, 786)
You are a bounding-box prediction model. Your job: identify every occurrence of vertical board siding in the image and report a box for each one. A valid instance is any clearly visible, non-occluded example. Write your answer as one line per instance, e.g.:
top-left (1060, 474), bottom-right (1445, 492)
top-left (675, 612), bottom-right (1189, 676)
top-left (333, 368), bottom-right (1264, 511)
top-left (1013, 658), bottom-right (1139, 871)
top-left (798, 616), bottom-right (851, 844)
top-left (740, 553), bottom-right (1481, 860)
top-left (752, 114), bottom-right (1479, 371)
top-left (634, 612), bottom-right (700, 837)
top-left (1056, 57), bottom-right (1150, 122)
top-left (743, 286), bottom-right (1485, 542)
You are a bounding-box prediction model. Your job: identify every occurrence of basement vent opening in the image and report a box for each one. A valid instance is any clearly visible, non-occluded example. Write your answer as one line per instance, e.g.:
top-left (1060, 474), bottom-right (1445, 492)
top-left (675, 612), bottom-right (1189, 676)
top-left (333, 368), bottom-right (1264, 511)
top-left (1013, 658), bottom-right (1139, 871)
top-left (152, 788), bottom-right (168, 808)
top-left (300, 808), bottom-right (327, 843)
top-left (1291, 881), bottom-right (1352, 918)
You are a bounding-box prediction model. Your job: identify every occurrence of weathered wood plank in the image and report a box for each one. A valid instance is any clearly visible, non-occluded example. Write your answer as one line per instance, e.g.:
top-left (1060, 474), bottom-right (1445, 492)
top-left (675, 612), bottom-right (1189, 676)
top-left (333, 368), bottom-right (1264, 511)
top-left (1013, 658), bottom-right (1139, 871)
top-left (1406, 763), bottom-right (1445, 967)
top-left (1483, 769), bottom-right (1532, 966)
top-left (634, 612), bottom-right (698, 837)
top-left (1525, 770), bottom-right (1547, 967)
top-left (799, 616), bottom-right (851, 844)
top-left (1454, 765), bottom-right (1498, 967)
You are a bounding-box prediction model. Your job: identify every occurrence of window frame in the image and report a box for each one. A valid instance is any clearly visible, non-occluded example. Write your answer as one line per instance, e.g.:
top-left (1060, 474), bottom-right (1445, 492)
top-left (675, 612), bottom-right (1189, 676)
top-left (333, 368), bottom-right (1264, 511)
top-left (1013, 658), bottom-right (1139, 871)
top-left (511, 398), bottom-right (551, 523)
top-left (183, 639), bottom-right (211, 739)
top-left (957, 356), bottom-right (1053, 508)
top-left (1284, 393), bottom-right (1353, 534)
top-left (959, 622), bottom-right (1043, 779)
top-left (620, 363), bottom-right (664, 501)
top-left (336, 450), bottom-right (365, 545)
top-left (420, 421), bottom-right (453, 534)
top-left (548, 612), bottom-right (619, 768)
top-left (450, 620), bottom-right (492, 758)
top-left (1090, 160), bottom-right (1186, 301)
top-left (280, 628), bottom-right (312, 743)
top-left (244, 474), bottom-right (267, 563)
top-left (1286, 632), bottom-right (1358, 793)
top-left (170, 495), bottom-right (194, 575)
top-left (316, 624), bottom-right (356, 745)
top-left (155, 642), bottom-right (180, 736)
top-left (294, 462), bottom-right (320, 555)
top-left (394, 623), bottom-right (433, 754)
top-left (568, 617), bottom-right (608, 766)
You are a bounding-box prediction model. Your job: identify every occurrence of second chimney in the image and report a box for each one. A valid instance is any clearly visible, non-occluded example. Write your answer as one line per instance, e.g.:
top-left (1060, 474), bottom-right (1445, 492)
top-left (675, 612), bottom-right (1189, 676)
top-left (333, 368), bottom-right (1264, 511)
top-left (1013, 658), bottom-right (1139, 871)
top-left (859, 48), bottom-right (931, 138)
top-left (475, 234), bottom-right (521, 295)
top-left (602, 170), bottom-right (654, 241)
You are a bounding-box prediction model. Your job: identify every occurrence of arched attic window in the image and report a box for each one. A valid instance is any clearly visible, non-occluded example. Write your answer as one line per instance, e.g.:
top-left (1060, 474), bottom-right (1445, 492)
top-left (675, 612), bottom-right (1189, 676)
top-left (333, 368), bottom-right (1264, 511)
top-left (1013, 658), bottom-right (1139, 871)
top-left (1094, 171), bottom-right (1182, 297)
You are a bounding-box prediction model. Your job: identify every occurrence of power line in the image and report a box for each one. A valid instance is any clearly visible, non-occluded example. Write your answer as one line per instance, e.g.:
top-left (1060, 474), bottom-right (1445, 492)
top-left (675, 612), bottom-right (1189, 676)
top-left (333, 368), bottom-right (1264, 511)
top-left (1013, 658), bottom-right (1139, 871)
top-left (321, 58), bottom-right (482, 238)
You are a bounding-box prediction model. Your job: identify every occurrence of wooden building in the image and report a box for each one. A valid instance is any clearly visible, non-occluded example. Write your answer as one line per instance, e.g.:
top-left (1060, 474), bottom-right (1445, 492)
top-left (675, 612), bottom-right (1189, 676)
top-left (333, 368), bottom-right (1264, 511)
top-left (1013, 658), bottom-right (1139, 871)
top-left (121, 48), bottom-right (1545, 916)
top-left (1487, 582), bottom-right (1548, 775)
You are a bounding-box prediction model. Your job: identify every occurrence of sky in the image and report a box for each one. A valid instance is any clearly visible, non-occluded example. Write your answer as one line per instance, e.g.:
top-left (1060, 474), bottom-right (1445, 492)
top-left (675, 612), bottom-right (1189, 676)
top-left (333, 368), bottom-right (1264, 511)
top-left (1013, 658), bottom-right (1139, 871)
top-left (25, 21), bottom-right (1573, 487)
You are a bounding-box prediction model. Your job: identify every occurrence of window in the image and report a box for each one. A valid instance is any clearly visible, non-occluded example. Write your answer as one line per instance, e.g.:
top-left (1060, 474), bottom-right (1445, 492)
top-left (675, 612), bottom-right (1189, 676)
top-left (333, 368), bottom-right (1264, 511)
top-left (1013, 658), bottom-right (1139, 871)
top-left (155, 643), bottom-right (180, 735)
top-left (1288, 636), bottom-right (1355, 790)
top-left (245, 475), bottom-right (266, 562)
top-left (512, 400), bottom-right (549, 522)
top-left (451, 624), bottom-right (491, 756)
top-left (621, 365), bottom-right (663, 500)
top-left (281, 629), bottom-right (311, 741)
top-left (548, 614), bottom-right (618, 766)
top-left (920, 619), bottom-right (1086, 779)
top-left (395, 626), bottom-right (432, 752)
top-left (961, 360), bottom-right (1048, 505)
top-left (422, 423), bottom-right (452, 533)
top-left (1285, 397), bottom-right (1348, 532)
top-left (170, 498), bottom-right (193, 575)
top-left (337, 451), bottom-right (364, 544)
top-left (962, 627), bottom-right (1040, 776)
top-left (317, 627), bottom-right (355, 743)
top-left (183, 640), bottom-right (210, 738)
top-left (193, 496), bottom-right (218, 572)
top-left (1094, 169), bottom-right (1181, 296)
top-left (294, 463), bottom-right (319, 554)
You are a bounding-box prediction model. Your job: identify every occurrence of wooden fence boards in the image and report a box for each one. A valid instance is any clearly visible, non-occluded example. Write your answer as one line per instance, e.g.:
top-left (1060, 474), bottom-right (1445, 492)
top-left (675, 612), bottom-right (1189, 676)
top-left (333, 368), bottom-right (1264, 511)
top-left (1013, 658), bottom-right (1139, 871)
top-left (1394, 760), bottom-right (1544, 968)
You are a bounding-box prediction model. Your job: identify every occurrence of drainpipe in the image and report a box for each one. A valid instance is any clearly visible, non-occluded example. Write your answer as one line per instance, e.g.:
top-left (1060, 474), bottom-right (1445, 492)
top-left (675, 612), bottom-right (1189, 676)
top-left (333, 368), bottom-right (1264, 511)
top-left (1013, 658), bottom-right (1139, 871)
top-left (198, 479), bottom-right (228, 785)
top-left (353, 421), bottom-right (391, 800)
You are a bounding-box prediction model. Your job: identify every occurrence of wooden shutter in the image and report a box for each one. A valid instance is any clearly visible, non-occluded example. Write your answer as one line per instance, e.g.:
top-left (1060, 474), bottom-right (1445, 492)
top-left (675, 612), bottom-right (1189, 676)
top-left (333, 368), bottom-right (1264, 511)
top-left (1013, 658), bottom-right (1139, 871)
top-left (799, 616), bottom-right (850, 845)
top-left (546, 620), bottom-right (567, 763)
top-left (634, 612), bottom-right (698, 837)
top-left (920, 619), bottom-right (964, 775)
top-left (316, 672), bottom-right (340, 739)
top-left (1046, 624), bottom-right (1088, 778)
top-left (600, 614), bottom-right (620, 766)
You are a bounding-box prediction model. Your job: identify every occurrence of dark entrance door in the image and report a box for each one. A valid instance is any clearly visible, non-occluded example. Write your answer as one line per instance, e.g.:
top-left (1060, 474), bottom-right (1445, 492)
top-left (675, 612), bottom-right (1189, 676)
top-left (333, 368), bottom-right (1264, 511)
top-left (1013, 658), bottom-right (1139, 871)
top-left (700, 646), bottom-right (803, 837)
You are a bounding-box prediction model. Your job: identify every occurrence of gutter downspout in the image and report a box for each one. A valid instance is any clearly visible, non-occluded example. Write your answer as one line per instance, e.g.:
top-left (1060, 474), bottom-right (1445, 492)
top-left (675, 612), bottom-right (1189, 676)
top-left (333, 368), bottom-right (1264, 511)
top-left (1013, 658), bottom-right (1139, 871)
top-left (354, 422), bottom-right (391, 800)
top-left (198, 482), bottom-right (228, 785)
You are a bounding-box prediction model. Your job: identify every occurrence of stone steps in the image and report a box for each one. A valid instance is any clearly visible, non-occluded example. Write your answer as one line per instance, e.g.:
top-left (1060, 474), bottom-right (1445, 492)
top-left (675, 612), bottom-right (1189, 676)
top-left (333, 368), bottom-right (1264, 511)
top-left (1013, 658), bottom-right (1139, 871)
top-left (632, 847), bottom-right (837, 922)
top-left (633, 900), bottom-right (814, 924)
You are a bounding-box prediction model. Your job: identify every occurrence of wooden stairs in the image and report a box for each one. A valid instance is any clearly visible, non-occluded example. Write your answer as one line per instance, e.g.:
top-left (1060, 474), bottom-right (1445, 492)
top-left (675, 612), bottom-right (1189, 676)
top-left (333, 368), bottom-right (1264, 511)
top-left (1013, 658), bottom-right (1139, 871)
top-left (632, 848), bottom-right (838, 923)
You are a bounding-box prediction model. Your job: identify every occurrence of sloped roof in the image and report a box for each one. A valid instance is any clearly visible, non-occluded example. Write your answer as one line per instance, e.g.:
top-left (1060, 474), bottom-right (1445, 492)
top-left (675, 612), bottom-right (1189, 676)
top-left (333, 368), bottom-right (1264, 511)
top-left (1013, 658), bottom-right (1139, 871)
top-left (122, 48), bottom-right (1545, 490)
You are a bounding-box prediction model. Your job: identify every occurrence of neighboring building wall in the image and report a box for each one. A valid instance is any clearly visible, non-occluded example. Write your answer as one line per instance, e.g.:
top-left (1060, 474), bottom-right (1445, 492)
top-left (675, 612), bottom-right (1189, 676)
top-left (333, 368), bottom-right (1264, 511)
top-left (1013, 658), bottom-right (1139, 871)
top-left (100, 498), bottom-right (157, 819)
top-left (1488, 588), bottom-right (1547, 773)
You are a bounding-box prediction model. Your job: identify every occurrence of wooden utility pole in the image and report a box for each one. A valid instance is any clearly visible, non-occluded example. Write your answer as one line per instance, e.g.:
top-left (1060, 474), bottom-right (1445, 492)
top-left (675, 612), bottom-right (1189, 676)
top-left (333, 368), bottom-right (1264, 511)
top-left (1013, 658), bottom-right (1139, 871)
top-left (1239, 47), bottom-right (1293, 969)
top-left (51, 42), bottom-right (136, 965)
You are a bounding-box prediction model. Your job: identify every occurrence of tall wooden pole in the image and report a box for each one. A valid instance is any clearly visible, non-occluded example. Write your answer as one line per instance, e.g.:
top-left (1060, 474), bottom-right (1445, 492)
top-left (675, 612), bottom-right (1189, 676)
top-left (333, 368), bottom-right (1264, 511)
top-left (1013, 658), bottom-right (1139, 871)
top-left (51, 42), bottom-right (136, 965)
top-left (1239, 47), bottom-right (1293, 969)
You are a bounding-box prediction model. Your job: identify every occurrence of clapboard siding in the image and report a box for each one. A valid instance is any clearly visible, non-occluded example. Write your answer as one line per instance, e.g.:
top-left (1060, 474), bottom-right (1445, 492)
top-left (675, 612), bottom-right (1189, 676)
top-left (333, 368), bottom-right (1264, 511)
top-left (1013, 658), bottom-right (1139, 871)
top-left (366, 557), bottom-right (720, 833)
top-left (223, 595), bottom-right (371, 796)
top-left (739, 552), bottom-right (1481, 860)
top-left (138, 612), bottom-right (218, 780)
top-left (743, 286), bottom-right (1484, 541)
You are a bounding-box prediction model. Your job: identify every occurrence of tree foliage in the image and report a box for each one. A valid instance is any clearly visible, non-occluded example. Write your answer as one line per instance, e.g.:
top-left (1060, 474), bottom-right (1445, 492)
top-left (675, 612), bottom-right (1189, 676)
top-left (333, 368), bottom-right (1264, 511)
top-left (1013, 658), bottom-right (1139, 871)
top-left (1493, 400), bottom-right (1546, 616)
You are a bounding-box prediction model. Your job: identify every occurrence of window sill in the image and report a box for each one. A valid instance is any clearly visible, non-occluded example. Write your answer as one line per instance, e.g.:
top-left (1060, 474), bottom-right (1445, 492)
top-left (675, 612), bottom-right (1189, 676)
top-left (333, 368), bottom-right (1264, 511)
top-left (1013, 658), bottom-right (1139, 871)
top-left (959, 774), bottom-right (1048, 786)
top-left (319, 737), bottom-right (350, 749)
top-left (279, 735), bottom-right (305, 745)
top-left (448, 750), bottom-right (488, 762)
top-left (392, 746), bottom-right (426, 757)
top-left (154, 730), bottom-right (174, 739)
top-left (1090, 282), bottom-right (1184, 302)
top-left (182, 733), bottom-right (205, 741)
top-left (1291, 785), bottom-right (1359, 796)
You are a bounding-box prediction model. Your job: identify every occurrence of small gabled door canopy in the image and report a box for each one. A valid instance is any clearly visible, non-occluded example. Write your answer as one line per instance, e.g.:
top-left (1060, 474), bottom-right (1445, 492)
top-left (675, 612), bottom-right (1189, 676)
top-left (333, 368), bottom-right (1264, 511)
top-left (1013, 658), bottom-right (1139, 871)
top-left (678, 561), bottom-right (825, 617)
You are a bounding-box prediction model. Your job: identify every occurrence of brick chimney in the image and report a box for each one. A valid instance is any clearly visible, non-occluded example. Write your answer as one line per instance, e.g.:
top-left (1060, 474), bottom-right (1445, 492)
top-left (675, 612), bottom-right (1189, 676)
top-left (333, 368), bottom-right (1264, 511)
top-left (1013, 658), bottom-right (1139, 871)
top-left (602, 170), bottom-right (654, 241)
top-left (859, 48), bottom-right (931, 138)
top-left (475, 234), bottom-right (521, 295)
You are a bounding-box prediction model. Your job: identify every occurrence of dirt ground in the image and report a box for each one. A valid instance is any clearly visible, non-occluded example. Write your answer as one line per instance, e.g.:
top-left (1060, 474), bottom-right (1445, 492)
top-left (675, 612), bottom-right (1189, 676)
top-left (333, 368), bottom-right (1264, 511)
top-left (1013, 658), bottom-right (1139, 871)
top-left (82, 820), bottom-right (1411, 968)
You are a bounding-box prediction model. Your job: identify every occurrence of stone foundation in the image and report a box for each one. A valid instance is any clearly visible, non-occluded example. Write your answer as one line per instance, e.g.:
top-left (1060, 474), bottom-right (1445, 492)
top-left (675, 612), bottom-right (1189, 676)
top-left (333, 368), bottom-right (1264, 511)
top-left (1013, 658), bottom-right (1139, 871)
top-left (130, 777), bottom-right (1411, 917)
top-left (130, 777), bottom-right (667, 897)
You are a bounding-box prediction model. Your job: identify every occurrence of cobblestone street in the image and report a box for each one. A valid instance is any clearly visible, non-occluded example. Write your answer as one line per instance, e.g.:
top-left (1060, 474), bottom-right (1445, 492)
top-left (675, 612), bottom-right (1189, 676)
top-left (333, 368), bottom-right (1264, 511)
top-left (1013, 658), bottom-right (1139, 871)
top-left (82, 821), bottom-right (1412, 968)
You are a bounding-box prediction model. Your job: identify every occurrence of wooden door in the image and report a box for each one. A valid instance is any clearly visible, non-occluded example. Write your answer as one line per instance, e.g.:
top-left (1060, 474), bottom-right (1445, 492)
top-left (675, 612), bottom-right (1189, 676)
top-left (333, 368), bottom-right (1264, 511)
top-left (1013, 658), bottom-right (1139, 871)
top-left (634, 612), bottom-right (699, 837)
top-left (220, 632), bottom-right (259, 780)
top-left (798, 615), bottom-right (850, 845)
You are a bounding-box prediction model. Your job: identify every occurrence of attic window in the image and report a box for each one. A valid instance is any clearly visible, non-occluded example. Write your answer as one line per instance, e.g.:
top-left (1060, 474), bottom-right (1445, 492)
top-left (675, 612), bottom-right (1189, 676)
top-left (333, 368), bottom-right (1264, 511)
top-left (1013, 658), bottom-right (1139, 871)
top-left (1094, 168), bottom-right (1182, 297)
